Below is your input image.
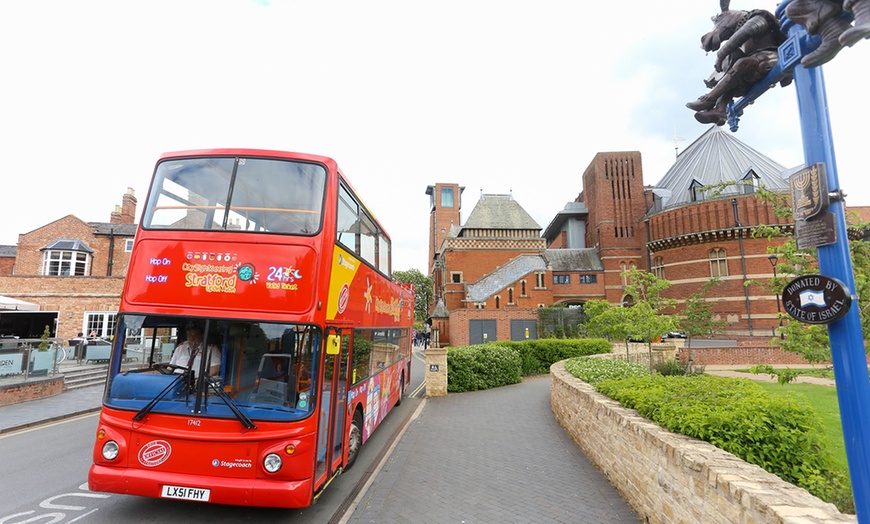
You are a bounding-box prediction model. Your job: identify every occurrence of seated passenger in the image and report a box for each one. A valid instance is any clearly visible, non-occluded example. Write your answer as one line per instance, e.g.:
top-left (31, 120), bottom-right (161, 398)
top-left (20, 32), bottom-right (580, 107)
top-left (169, 326), bottom-right (221, 375)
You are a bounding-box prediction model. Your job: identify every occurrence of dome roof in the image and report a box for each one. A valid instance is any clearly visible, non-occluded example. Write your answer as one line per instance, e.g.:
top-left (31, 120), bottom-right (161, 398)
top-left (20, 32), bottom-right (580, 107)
top-left (653, 126), bottom-right (792, 210)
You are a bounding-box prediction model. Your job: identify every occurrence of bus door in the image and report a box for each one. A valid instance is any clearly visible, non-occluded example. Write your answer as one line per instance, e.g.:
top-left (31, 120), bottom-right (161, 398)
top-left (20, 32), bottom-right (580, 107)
top-left (313, 326), bottom-right (351, 491)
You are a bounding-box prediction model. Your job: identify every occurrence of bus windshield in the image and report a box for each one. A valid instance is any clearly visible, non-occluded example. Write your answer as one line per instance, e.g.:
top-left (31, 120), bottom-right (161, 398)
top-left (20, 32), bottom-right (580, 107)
top-left (142, 156), bottom-right (326, 235)
top-left (107, 314), bottom-right (318, 422)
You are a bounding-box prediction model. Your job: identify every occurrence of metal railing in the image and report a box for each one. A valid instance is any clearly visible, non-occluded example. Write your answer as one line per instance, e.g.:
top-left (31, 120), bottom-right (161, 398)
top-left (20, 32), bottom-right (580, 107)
top-left (0, 338), bottom-right (67, 381)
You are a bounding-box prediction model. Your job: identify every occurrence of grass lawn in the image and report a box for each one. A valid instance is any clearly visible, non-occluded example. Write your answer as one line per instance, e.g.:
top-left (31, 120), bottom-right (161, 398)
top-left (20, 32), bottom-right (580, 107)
top-left (753, 381), bottom-right (847, 474)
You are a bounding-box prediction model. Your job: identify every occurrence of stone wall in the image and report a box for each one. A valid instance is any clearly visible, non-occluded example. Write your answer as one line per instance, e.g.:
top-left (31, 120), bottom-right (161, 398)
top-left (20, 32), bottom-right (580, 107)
top-left (549, 360), bottom-right (855, 524)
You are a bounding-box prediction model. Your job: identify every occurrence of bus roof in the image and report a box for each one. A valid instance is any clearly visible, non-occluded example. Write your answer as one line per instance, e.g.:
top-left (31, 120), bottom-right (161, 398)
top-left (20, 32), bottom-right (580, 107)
top-left (157, 148), bottom-right (338, 167)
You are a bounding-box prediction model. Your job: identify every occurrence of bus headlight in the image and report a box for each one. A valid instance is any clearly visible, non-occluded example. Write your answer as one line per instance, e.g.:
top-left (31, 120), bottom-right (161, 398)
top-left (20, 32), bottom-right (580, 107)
top-left (263, 453), bottom-right (283, 473)
top-left (101, 440), bottom-right (120, 461)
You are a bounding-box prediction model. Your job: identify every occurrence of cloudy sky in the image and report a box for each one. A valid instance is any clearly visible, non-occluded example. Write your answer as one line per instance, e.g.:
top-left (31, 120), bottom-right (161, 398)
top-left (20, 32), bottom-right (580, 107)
top-left (2, 0), bottom-right (868, 272)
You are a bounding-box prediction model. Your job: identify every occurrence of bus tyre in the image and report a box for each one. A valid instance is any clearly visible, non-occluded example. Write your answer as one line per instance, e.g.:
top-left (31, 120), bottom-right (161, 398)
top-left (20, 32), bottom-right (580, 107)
top-left (396, 372), bottom-right (404, 406)
top-left (346, 411), bottom-right (363, 469)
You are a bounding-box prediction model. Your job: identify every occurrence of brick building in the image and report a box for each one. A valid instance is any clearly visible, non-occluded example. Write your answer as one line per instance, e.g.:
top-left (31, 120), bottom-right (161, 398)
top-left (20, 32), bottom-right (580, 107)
top-left (0, 189), bottom-right (138, 340)
top-left (426, 125), bottom-right (837, 346)
top-left (426, 186), bottom-right (605, 347)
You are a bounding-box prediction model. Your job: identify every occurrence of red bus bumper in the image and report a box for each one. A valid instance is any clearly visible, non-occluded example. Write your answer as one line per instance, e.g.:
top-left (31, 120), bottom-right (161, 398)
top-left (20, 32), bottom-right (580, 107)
top-left (88, 464), bottom-right (313, 508)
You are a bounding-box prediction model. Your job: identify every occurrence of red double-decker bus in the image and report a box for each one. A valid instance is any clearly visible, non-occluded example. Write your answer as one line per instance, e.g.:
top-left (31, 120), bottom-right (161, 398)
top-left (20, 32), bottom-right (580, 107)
top-left (88, 149), bottom-right (413, 508)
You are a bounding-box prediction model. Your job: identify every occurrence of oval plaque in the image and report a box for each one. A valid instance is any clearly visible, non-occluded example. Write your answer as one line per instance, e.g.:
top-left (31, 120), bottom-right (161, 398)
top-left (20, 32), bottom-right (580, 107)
top-left (781, 275), bottom-right (851, 325)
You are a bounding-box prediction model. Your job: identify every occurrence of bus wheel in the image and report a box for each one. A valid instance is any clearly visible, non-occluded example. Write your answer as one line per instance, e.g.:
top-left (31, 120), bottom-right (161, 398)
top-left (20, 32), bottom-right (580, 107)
top-left (346, 411), bottom-right (363, 469)
top-left (396, 372), bottom-right (405, 406)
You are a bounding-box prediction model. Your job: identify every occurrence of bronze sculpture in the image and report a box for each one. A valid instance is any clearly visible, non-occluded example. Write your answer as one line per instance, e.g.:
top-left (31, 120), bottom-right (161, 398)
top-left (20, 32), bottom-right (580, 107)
top-left (687, 0), bottom-right (792, 126)
top-left (785, 0), bottom-right (870, 67)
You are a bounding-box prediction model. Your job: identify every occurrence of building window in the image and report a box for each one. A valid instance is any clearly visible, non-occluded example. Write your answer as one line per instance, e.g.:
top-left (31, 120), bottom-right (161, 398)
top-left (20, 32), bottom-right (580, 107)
top-left (620, 262), bottom-right (627, 286)
top-left (508, 288), bottom-right (514, 304)
top-left (690, 179), bottom-right (705, 202)
top-left (579, 274), bottom-right (597, 284)
top-left (553, 274), bottom-right (570, 285)
top-left (441, 187), bottom-right (454, 208)
top-left (125, 239), bottom-right (135, 252)
top-left (86, 312), bottom-right (117, 339)
top-left (42, 250), bottom-right (90, 276)
top-left (710, 248), bottom-right (728, 277)
top-left (535, 272), bottom-right (545, 288)
top-left (741, 169), bottom-right (760, 194)
top-left (652, 256), bottom-right (665, 280)
top-left (451, 272), bottom-right (462, 284)
top-left (475, 303), bottom-right (485, 309)
top-left (495, 296), bottom-right (501, 309)
top-left (521, 280), bottom-right (527, 296)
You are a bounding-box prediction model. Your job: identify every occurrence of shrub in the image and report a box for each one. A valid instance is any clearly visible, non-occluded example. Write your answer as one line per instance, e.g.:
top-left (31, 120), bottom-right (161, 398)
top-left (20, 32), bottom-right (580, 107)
top-left (591, 373), bottom-right (849, 510)
top-left (499, 338), bottom-right (613, 375)
top-left (446, 344), bottom-right (522, 392)
top-left (653, 359), bottom-right (704, 376)
top-left (564, 357), bottom-right (650, 385)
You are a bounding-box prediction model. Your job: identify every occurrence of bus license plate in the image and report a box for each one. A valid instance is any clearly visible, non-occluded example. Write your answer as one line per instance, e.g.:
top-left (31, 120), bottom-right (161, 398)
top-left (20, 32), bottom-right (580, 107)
top-left (161, 484), bottom-right (211, 502)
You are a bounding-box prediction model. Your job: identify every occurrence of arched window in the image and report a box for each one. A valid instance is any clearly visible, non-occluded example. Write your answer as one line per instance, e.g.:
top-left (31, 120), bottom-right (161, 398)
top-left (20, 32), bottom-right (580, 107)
top-left (508, 288), bottom-right (514, 304)
top-left (521, 280), bottom-right (527, 296)
top-left (710, 248), bottom-right (728, 277)
top-left (495, 296), bottom-right (501, 309)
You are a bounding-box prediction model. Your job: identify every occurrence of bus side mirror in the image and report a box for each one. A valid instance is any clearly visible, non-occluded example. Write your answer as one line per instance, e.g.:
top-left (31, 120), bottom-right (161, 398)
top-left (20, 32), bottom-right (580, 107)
top-left (326, 335), bottom-right (341, 355)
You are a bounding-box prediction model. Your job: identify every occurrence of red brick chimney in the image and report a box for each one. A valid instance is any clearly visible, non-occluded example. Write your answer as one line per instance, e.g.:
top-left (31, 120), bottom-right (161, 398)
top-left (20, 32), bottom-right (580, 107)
top-left (117, 188), bottom-right (137, 224)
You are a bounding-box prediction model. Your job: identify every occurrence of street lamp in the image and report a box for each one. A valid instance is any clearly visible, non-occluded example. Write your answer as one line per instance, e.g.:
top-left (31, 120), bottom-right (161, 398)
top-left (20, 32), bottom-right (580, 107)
top-left (768, 254), bottom-right (783, 339)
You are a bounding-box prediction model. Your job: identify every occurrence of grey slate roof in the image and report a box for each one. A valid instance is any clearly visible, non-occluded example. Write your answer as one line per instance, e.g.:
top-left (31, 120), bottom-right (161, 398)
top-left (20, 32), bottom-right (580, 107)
top-left (0, 245), bottom-right (16, 258)
top-left (653, 125), bottom-right (791, 209)
top-left (542, 249), bottom-right (603, 271)
top-left (465, 249), bottom-right (602, 302)
top-left (463, 194), bottom-right (541, 230)
top-left (41, 239), bottom-right (94, 253)
top-left (466, 254), bottom-right (547, 302)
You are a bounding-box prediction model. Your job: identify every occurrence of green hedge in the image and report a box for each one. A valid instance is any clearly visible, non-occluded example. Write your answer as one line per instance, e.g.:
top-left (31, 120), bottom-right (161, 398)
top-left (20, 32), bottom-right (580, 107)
top-left (446, 344), bottom-right (522, 392)
top-left (445, 338), bottom-right (612, 393)
top-left (497, 338), bottom-right (612, 375)
top-left (565, 357), bottom-right (851, 512)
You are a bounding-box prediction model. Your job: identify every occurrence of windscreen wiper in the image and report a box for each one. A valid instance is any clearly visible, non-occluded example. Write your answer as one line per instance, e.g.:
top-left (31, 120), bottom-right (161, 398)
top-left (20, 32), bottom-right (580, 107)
top-left (206, 377), bottom-right (257, 430)
top-left (132, 372), bottom-right (190, 422)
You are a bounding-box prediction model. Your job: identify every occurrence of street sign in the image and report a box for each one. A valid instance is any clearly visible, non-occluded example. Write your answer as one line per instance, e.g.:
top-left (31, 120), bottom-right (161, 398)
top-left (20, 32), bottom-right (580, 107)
top-left (781, 274), bottom-right (851, 324)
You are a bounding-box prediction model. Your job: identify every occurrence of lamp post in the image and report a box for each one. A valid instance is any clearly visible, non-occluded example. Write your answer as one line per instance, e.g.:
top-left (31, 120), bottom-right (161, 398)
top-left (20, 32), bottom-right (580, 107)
top-left (768, 254), bottom-right (783, 338)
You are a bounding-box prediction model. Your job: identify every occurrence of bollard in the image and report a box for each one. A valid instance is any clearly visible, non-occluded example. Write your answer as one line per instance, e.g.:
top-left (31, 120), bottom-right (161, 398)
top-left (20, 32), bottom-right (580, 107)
top-left (425, 347), bottom-right (448, 396)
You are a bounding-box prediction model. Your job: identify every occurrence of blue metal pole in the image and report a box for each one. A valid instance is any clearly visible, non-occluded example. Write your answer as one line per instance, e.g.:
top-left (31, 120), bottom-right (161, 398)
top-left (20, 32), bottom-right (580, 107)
top-left (776, 1), bottom-right (870, 517)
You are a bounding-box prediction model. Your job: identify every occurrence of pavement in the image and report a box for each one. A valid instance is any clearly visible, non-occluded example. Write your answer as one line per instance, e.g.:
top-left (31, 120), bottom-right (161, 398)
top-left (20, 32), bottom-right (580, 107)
top-left (0, 363), bottom-right (837, 522)
top-left (345, 376), bottom-right (641, 523)
top-left (704, 364), bottom-right (837, 386)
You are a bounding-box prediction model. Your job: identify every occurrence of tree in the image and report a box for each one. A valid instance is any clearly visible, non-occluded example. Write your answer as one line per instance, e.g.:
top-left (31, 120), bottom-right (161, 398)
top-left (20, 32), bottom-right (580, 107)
top-left (584, 300), bottom-right (632, 355)
top-left (680, 278), bottom-right (728, 345)
top-left (622, 267), bottom-right (676, 312)
top-left (393, 268), bottom-right (433, 322)
top-left (37, 325), bottom-right (51, 351)
top-left (752, 186), bottom-right (870, 364)
top-left (622, 269), bottom-right (678, 370)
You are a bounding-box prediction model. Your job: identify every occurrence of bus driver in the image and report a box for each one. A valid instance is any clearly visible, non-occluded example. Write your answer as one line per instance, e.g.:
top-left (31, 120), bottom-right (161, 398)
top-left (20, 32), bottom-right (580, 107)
top-left (169, 326), bottom-right (221, 376)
